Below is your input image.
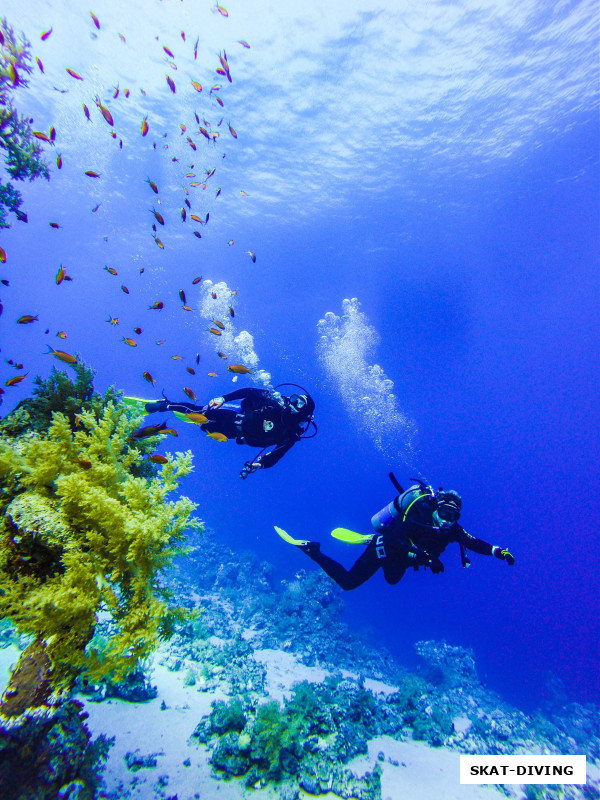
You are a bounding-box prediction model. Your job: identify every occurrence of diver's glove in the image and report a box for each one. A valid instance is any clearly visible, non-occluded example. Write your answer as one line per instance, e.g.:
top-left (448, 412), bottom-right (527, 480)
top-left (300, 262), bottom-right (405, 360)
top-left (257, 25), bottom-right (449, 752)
top-left (428, 558), bottom-right (445, 574)
top-left (240, 460), bottom-right (263, 479)
top-left (492, 546), bottom-right (515, 565)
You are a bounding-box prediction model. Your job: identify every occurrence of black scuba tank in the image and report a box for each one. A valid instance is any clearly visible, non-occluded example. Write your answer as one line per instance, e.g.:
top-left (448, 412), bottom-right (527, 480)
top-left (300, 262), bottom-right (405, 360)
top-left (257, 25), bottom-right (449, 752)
top-left (370, 481), bottom-right (434, 533)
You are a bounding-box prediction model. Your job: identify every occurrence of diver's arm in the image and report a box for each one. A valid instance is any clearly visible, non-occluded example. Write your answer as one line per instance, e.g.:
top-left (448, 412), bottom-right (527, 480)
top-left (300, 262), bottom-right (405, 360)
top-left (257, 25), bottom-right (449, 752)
top-left (459, 527), bottom-right (514, 563)
top-left (255, 438), bottom-right (296, 469)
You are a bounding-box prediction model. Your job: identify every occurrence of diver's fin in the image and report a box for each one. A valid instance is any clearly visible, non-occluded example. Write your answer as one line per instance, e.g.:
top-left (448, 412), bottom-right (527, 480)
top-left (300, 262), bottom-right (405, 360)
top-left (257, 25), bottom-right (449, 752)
top-left (122, 395), bottom-right (155, 415)
top-left (274, 525), bottom-right (310, 547)
top-left (331, 528), bottom-right (375, 545)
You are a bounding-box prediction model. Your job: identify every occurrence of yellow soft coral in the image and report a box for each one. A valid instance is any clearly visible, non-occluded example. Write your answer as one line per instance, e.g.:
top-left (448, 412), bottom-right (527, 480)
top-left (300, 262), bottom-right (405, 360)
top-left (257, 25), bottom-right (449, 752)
top-left (0, 401), bottom-right (201, 689)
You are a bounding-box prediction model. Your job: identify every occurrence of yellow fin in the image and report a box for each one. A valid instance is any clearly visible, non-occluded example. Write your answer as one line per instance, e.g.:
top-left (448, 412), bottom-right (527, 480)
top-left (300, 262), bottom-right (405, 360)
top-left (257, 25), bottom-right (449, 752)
top-left (274, 525), bottom-right (309, 547)
top-left (331, 528), bottom-right (374, 545)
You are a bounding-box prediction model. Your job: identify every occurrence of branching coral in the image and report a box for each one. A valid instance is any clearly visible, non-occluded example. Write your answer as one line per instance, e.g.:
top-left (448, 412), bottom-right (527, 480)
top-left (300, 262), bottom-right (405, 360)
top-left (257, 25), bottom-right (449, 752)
top-left (0, 394), bottom-right (201, 694)
top-left (0, 16), bottom-right (50, 229)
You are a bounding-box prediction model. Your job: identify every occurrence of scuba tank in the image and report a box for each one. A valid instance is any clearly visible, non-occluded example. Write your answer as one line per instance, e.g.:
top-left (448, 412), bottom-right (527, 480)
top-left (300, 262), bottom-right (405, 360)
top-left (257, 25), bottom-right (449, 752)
top-left (370, 475), bottom-right (434, 533)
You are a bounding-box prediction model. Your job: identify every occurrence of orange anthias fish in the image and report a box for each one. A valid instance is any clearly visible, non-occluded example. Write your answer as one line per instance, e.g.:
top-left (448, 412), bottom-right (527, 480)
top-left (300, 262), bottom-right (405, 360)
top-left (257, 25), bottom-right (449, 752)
top-left (121, 285), bottom-right (129, 294)
top-left (213, 319), bottom-right (225, 329)
top-left (228, 364), bottom-right (252, 375)
top-left (90, 11), bottom-right (100, 29)
top-left (153, 234), bottom-right (164, 249)
top-left (207, 372), bottom-right (218, 377)
top-left (95, 97), bottom-right (114, 126)
top-left (179, 289), bottom-right (187, 304)
top-left (228, 122), bottom-right (237, 139)
top-left (171, 355), bottom-right (183, 360)
top-left (85, 170), bottom-right (101, 178)
top-left (57, 331), bottom-right (67, 339)
top-left (45, 345), bottom-right (77, 364)
top-left (33, 131), bottom-right (52, 143)
top-left (217, 352), bottom-right (227, 359)
top-left (247, 251), bottom-right (257, 262)
top-left (192, 276), bottom-right (202, 284)
top-left (237, 40), bottom-right (250, 48)
top-left (185, 412), bottom-right (207, 424)
top-left (0, 246), bottom-right (6, 263)
top-left (143, 372), bottom-right (156, 385)
top-left (104, 266), bottom-right (118, 275)
top-left (5, 373), bottom-right (29, 387)
top-left (141, 116), bottom-right (149, 136)
top-left (122, 337), bottom-right (137, 346)
top-left (208, 328), bottom-right (222, 336)
top-left (166, 75), bottom-right (176, 93)
top-left (186, 367), bottom-right (196, 375)
top-left (148, 454), bottom-right (169, 464)
top-left (49, 222), bottom-right (62, 229)
top-left (56, 265), bottom-right (65, 284)
top-left (182, 305), bottom-right (193, 312)
top-left (207, 431), bottom-right (228, 442)
top-left (183, 387), bottom-right (197, 402)
top-left (17, 315), bottom-right (38, 324)
top-left (133, 327), bottom-right (142, 335)
top-left (151, 209), bottom-right (165, 225)
top-left (191, 81), bottom-right (202, 92)
top-left (36, 57), bottom-right (44, 72)
top-left (41, 29), bottom-right (53, 41)
top-left (66, 68), bottom-right (84, 80)
top-left (149, 301), bottom-right (164, 310)
top-left (146, 177), bottom-right (159, 193)
top-left (56, 153), bottom-right (62, 169)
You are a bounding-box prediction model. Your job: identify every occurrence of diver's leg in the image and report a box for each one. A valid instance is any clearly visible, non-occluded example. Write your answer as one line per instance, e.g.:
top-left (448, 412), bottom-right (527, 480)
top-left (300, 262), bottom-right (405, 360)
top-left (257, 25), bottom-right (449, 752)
top-left (200, 408), bottom-right (239, 439)
top-left (382, 562), bottom-right (407, 585)
top-left (302, 542), bottom-right (381, 591)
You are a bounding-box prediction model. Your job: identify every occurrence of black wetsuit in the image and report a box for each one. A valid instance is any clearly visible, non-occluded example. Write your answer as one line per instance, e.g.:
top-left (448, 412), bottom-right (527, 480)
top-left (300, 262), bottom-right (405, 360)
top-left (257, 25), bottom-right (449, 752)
top-left (162, 388), bottom-right (305, 468)
top-left (305, 487), bottom-right (496, 590)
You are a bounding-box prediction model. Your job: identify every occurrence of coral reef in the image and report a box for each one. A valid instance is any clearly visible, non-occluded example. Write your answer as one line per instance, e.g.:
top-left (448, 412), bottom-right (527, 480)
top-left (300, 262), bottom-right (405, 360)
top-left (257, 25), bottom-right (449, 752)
top-left (0, 17), bottom-right (50, 229)
top-left (0, 367), bottom-right (201, 693)
top-left (0, 695), bottom-right (112, 799)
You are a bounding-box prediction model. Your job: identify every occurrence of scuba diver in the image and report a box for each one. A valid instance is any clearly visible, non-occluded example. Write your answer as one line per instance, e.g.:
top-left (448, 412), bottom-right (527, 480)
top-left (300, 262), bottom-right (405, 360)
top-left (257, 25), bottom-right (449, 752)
top-left (275, 475), bottom-right (515, 590)
top-left (126, 384), bottom-right (316, 478)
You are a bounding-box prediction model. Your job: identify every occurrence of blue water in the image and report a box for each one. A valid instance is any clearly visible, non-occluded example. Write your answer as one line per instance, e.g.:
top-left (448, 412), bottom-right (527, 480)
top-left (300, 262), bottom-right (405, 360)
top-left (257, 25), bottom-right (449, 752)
top-left (1, 0), bottom-right (598, 712)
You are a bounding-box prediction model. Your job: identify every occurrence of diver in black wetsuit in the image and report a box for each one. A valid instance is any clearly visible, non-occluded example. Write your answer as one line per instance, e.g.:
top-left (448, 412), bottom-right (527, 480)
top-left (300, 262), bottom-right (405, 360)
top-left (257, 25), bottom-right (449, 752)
top-left (145, 385), bottom-right (316, 477)
top-left (283, 478), bottom-right (514, 590)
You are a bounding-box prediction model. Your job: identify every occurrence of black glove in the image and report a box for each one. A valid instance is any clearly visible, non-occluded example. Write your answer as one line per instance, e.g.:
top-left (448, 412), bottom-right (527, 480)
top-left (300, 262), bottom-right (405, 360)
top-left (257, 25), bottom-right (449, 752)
top-left (493, 547), bottom-right (515, 566)
top-left (428, 558), bottom-right (445, 574)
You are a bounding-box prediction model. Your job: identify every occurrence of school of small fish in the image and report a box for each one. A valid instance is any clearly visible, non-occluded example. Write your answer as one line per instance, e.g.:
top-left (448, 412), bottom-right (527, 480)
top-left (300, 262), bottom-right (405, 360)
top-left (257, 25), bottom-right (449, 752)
top-left (1, 5), bottom-right (259, 429)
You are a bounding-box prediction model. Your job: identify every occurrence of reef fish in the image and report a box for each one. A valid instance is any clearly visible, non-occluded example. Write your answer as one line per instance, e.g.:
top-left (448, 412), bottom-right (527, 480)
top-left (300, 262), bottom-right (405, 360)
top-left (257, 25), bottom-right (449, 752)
top-left (228, 364), bottom-right (252, 374)
top-left (45, 345), bottom-right (77, 364)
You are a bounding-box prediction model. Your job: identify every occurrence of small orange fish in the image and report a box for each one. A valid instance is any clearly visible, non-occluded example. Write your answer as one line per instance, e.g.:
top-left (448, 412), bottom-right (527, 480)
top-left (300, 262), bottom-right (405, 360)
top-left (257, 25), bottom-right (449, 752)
top-left (193, 231), bottom-right (202, 239)
top-left (182, 305), bottom-right (193, 312)
top-left (191, 81), bottom-right (202, 92)
top-left (237, 40), bottom-right (250, 48)
top-left (57, 331), bottom-right (67, 339)
top-left (36, 56), bottom-right (44, 72)
top-left (213, 319), bottom-right (225, 330)
top-left (122, 337), bottom-right (137, 346)
top-left (143, 372), bottom-right (156, 385)
top-left (83, 104), bottom-right (90, 120)
top-left (228, 122), bottom-right (237, 139)
top-left (17, 315), bottom-right (38, 324)
top-left (179, 289), bottom-right (187, 303)
top-left (217, 352), bottom-right (227, 359)
top-left (122, 285), bottom-right (129, 294)
top-left (149, 301), bottom-right (164, 310)
top-left (33, 131), bottom-right (52, 142)
top-left (90, 11), bottom-right (100, 29)
top-left (133, 327), bottom-right (142, 334)
top-left (215, 3), bottom-right (228, 17)
top-left (153, 234), bottom-right (164, 249)
top-left (41, 28), bottom-right (53, 41)
top-left (152, 209), bottom-right (165, 225)
top-left (5, 373), bottom-right (29, 387)
top-left (192, 276), bottom-right (202, 284)
top-left (107, 316), bottom-right (119, 325)
top-left (227, 240), bottom-right (234, 246)
top-left (166, 75), bottom-right (176, 93)
top-left (56, 153), bottom-right (62, 169)
top-left (45, 346), bottom-right (77, 364)
top-left (56, 265), bottom-right (65, 284)
top-left (141, 116), bottom-right (149, 136)
top-left (85, 170), bottom-right (100, 178)
top-left (0, 246), bottom-right (6, 263)
top-left (124, 88), bottom-right (130, 97)
top-left (156, 340), bottom-right (165, 345)
top-left (215, 187), bottom-right (222, 198)
top-left (148, 454), bottom-right (169, 464)
top-left (214, 95), bottom-right (224, 107)
top-left (146, 177), bottom-right (159, 193)
top-left (240, 191), bottom-right (248, 197)
top-left (207, 431), bottom-right (228, 442)
top-left (208, 372), bottom-right (218, 377)
top-left (247, 251), bottom-right (256, 262)
top-left (66, 68), bottom-right (84, 80)
top-left (104, 266), bottom-right (118, 275)
top-left (171, 355), bottom-right (183, 360)
top-left (208, 327), bottom-right (222, 336)
top-left (211, 291), bottom-right (217, 299)
top-left (228, 364), bottom-right (252, 375)
top-left (186, 367), bottom-right (196, 375)
top-left (190, 214), bottom-right (203, 223)
top-left (228, 306), bottom-right (235, 317)
top-left (161, 428), bottom-right (178, 437)
top-left (185, 412), bottom-right (208, 424)
top-left (119, 33), bottom-right (126, 43)
top-left (49, 222), bottom-right (62, 229)
top-left (183, 387), bottom-right (197, 402)
top-left (95, 98), bottom-right (114, 126)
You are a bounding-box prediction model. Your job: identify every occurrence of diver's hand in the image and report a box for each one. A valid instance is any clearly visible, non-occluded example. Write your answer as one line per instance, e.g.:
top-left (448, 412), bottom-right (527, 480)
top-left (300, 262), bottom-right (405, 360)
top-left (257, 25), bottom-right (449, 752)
top-left (208, 396), bottom-right (225, 409)
top-left (240, 461), bottom-right (263, 479)
top-left (493, 546), bottom-right (515, 565)
top-left (428, 558), bottom-right (445, 574)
